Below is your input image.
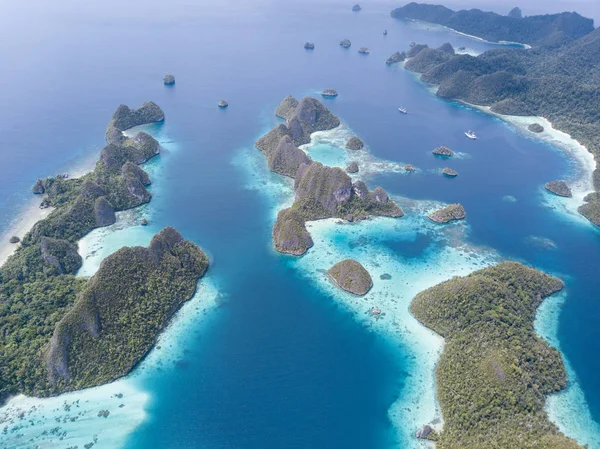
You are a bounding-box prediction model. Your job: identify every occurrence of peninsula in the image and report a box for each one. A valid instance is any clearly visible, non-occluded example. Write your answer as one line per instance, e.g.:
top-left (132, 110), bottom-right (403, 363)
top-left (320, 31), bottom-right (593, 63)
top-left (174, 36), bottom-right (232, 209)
top-left (256, 96), bottom-right (403, 255)
top-left (0, 104), bottom-right (209, 404)
top-left (411, 262), bottom-right (581, 448)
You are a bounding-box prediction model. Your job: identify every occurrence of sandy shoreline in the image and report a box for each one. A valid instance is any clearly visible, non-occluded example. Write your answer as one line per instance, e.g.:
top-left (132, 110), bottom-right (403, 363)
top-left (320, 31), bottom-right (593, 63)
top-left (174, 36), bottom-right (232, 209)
top-left (0, 196), bottom-right (53, 266)
top-left (0, 153), bottom-right (97, 266)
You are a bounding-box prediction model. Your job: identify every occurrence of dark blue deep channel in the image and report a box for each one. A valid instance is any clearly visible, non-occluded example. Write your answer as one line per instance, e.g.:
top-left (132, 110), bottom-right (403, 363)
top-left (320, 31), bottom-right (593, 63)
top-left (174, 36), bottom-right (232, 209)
top-left (1, 1), bottom-right (599, 448)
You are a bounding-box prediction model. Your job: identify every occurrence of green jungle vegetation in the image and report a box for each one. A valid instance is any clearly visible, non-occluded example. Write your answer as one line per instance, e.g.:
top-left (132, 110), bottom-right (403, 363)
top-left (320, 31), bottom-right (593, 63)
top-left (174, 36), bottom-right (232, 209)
top-left (411, 262), bottom-right (582, 449)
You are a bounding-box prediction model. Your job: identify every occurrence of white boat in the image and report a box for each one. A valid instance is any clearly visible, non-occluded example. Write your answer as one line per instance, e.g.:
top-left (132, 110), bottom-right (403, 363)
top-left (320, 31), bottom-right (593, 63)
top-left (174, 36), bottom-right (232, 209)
top-left (465, 130), bottom-right (477, 139)
top-left (398, 107), bottom-right (408, 114)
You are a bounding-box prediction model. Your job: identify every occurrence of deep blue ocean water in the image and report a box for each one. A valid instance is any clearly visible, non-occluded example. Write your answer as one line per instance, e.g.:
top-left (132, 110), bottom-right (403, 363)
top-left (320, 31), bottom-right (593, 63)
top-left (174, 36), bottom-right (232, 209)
top-left (1, 1), bottom-right (599, 448)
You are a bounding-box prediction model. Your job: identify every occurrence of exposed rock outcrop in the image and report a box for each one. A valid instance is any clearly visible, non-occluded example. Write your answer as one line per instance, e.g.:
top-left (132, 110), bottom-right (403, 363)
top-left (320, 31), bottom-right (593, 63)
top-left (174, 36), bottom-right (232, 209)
top-left (321, 89), bottom-right (338, 97)
top-left (346, 136), bottom-right (364, 150)
top-left (386, 51), bottom-right (406, 65)
top-left (33, 179), bottom-right (45, 194)
top-left (429, 203), bottom-right (466, 223)
top-left (352, 4), bottom-right (361, 12)
top-left (163, 74), bottom-right (175, 85)
top-left (40, 237), bottom-right (83, 275)
top-left (268, 135), bottom-right (311, 178)
top-left (93, 197), bottom-right (116, 227)
top-left (218, 100), bottom-right (229, 108)
top-left (327, 259), bottom-right (373, 295)
top-left (346, 161), bottom-right (359, 173)
top-left (304, 42), bottom-right (315, 50)
top-left (416, 425), bottom-right (433, 439)
top-left (340, 39), bottom-right (352, 48)
top-left (545, 180), bottom-right (572, 197)
top-left (358, 47), bottom-right (370, 54)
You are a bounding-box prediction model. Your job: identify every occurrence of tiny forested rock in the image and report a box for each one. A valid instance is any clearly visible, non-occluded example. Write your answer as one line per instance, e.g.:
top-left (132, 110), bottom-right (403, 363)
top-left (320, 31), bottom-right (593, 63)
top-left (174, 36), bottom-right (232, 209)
top-left (304, 42), bottom-right (315, 50)
top-left (545, 180), bottom-right (572, 197)
top-left (340, 39), bottom-right (352, 48)
top-left (327, 259), bottom-right (373, 295)
top-left (163, 74), bottom-right (175, 85)
top-left (9, 236), bottom-right (20, 244)
top-left (358, 47), bottom-right (369, 54)
top-left (346, 161), bottom-right (359, 173)
top-left (528, 123), bottom-right (544, 133)
top-left (429, 203), bottom-right (466, 223)
top-left (433, 146), bottom-right (454, 157)
top-left (321, 88), bottom-right (338, 97)
top-left (346, 136), bottom-right (364, 150)
top-left (352, 4), bottom-right (361, 12)
top-left (218, 100), bottom-right (229, 108)
top-left (442, 167), bottom-right (458, 177)
top-left (404, 164), bottom-right (416, 172)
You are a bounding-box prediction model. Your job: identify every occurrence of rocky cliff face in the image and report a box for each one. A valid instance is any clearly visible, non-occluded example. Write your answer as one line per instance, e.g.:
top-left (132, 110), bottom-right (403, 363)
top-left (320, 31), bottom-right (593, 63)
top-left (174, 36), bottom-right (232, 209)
top-left (46, 227), bottom-right (208, 390)
top-left (272, 208), bottom-right (314, 255)
top-left (269, 135), bottom-right (311, 178)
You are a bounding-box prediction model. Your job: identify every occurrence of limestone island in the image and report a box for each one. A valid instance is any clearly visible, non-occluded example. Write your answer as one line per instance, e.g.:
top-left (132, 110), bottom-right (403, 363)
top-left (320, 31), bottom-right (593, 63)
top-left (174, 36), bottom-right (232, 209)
top-left (163, 74), bottom-right (175, 85)
top-left (9, 236), bottom-right (20, 244)
top-left (442, 167), bottom-right (458, 177)
top-left (545, 180), bottom-right (572, 197)
top-left (358, 47), bottom-right (370, 54)
top-left (346, 161), bottom-right (359, 174)
top-left (404, 164), bottom-right (416, 172)
top-left (433, 146), bottom-right (454, 157)
top-left (1, 103), bottom-right (212, 403)
top-left (327, 259), bottom-right (373, 295)
top-left (218, 100), bottom-right (229, 108)
top-left (386, 51), bottom-right (406, 65)
top-left (304, 42), bottom-right (315, 50)
top-left (346, 136), bottom-right (364, 150)
top-left (528, 123), bottom-right (544, 133)
top-left (352, 4), bottom-right (361, 12)
top-left (429, 203), bottom-right (466, 223)
top-left (321, 88), bottom-right (338, 98)
top-left (340, 39), bottom-right (352, 48)
top-left (256, 96), bottom-right (404, 255)
top-left (579, 192), bottom-right (600, 226)
top-left (410, 262), bottom-right (582, 448)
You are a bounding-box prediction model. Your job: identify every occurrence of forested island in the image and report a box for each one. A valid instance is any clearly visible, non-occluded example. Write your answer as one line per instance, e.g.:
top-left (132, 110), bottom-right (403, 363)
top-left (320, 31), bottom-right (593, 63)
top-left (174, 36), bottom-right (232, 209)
top-left (391, 3), bottom-right (593, 47)
top-left (256, 96), bottom-right (403, 255)
top-left (411, 262), bottom-right (582, 448)
top-left (0, 104), bottom-right (209, 404)
top-left (396, 19), bottom-right (600, 225)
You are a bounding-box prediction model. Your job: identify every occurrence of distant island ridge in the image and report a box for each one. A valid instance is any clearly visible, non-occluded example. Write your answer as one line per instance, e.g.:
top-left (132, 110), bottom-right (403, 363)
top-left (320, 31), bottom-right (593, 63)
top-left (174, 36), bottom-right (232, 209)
top-left (391, 3), bottom-right (594, 47)
top-left (392, 3), bottom-right (600, 226)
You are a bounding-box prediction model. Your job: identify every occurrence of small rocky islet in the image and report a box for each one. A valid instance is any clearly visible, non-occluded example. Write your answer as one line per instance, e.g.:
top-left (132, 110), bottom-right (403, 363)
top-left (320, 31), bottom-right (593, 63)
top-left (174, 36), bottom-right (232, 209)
top-left (327, 259), bottom-right (373, 295)
top-left (442, 167), bottom-right (458, 177)
top-left (432, 146), bottom-right (454, 157)
top-left (428, 203), bottom-right (466, 223)
top-left (346, 136), bottom-right (364, 150)
top-left (321, 88), bottom-right (338, 98)
top-left (528, 123), bottom-right (544, 133)
top-left (545, 180), bottom-right (572, 197)
top-left (218, 100), bottom-right (229, 108)
top-left (304, 42), bottom-right (315, 50)
top-left (340, 39), bottom-right (351, 48)
top-left (163, 74), bottom-right (175, 85)
top-left (358, 47), bottom-right (370, 54)
top-left (352, 4), bottom-right (361, 12)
